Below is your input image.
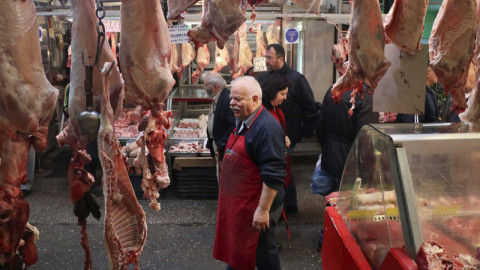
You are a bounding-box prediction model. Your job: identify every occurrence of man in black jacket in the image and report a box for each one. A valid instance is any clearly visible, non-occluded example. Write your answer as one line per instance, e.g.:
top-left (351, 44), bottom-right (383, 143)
top-left (258, 44), bottom-right (320, 213)
top-left (205, 72), bottom-right (236, 162)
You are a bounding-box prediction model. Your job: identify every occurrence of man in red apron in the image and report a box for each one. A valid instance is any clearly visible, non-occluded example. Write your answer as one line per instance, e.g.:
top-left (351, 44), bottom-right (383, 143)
top-left (213, 76), bottom-right (286, 270)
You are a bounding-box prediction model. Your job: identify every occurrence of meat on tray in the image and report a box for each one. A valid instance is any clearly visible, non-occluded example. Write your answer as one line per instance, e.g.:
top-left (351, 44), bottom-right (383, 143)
top-left (169, 141), bottom-right (210, 153)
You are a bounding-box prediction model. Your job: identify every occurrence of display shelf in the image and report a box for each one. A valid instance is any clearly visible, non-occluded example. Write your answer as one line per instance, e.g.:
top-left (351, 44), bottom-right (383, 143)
top-left (334, 123), bottom-right (480, 269)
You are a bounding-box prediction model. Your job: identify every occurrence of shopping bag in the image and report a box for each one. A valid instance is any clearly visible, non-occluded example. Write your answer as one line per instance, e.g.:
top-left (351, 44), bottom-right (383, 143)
top-left (310, 157), bottom-right (337, 196)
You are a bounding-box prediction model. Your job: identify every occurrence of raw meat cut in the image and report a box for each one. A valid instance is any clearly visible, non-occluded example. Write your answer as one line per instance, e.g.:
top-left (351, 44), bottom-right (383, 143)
top-left (255, 24), bottom-right (266, 57)
top-left (170, 44), bottom-right (180, 75)
top-left (213, 44), bottom-right (230, 72)
top-left (139, 109), bottom-right (172, 211)
top-left (416, 241), bottom-right (453, 270)
top-left (57, 0), bottom-right (124, 151)
top-left (331, 0), bottom-right (391, 114)
top-left (228, 30), bottom-right (241, 78)
top-left (266, 23), bottom-right (279, 45)
top-left (290, 0), bottom-right (322, 13)
top-left (178, 42), bottom-right (195, 78)
top-left (233, 24), bottom-right (253, 78)
top-left (120, 0), bottom-right (175, 110)
top-left (167, 0), bottom-right (200, 20)
top-left (192, 44), bottom-right (210, 83)
top-left (0, 0), bottom-right (58, 267)
top-left (429, 0), bottom-right (476, 113)
top-left (98, 62), bottom-right (147, 270)
top-left (384, 0), bottom-right (428, 55)
top-left (187, 0), bottom-right (248, 50)
top-left (331, 40), bottom-right (348, 76)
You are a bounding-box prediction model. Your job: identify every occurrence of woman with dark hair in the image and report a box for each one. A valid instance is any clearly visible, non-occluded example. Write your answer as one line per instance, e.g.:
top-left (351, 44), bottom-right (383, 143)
top-left (260, 73), bottom-right (292, 184)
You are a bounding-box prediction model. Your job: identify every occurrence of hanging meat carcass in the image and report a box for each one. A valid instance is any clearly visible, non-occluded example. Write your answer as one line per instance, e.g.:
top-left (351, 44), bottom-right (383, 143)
top-left (255, 24), bottom-right (266, 57)
top-left (384, 0), bottom-right (428, 55)
top-left (460, 0), bottom-right (480, 122)
top-left (331, 0), bottom-right (391, 114)
top-left (57, 0), bottom-right (124, 151)
top-left (178, 42), bottom-right (195, 78)
top-left (233, 24), bottom-right (253, 78)
top-left (188, 0), bottom-right (248, 50)
top-left (0, 0), bottom-right (58, 267)
top-left (228, 30), bottom-right (241, 78)
top-left (120, 0), bottom-right (175, 212)
top-left (99, 62), bottom-right (147, 270)
top-left (266, 23), bottom-right (279, 45)
top-left (167, 0), bottom-right (200, 20)
top-left (192, 44), bottom-right (210, 83)
top-left (290, 0), bottom-right (322, 13)
top-left (213, 44), bottom-right (230, 72)
top-left (170, 44), bottom-right (180, 75)
top-left (429, 0), bottom-right (476, 114)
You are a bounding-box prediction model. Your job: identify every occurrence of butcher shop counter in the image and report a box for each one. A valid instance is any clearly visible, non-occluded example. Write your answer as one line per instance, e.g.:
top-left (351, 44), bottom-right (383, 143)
top-left (322, 123), bottom-right (480, 270)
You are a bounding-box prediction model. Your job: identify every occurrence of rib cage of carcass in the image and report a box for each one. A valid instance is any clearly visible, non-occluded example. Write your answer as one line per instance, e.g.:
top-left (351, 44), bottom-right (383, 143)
top-left (0, 0), bottom-right (58, 268)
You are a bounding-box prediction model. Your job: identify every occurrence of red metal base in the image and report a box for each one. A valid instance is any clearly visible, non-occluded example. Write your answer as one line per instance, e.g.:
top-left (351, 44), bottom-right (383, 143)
top-left (321, 207), bottom-right (418, 270)
top-left (321, 207), bottom-right (371, 270)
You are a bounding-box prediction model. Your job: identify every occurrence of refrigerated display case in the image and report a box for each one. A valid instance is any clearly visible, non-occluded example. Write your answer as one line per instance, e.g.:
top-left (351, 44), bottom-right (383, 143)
top-left (323, 123), bottom-right (480, 270)
top-left (165, 86), bottom-right (218, 198)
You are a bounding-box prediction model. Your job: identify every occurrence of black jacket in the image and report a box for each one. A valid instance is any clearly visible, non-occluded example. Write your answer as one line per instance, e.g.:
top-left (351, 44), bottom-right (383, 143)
top-left (206, 88), bottom-right (235, 160)
top-left (259, 64), bottom-right (320, 147)
top-left (396, 86), bottom-right (439, 123)
top-left (318, 86), bottom-right (379, 180)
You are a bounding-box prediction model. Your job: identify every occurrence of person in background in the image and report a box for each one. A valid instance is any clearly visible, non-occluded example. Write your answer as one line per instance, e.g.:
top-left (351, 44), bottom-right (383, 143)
top-left (314, 64), bottom-right (378, 252)
top-left (260, 73), bottom-right (292, 196)
top-left (259, 44), bottom-right (320, 214)
top-left (213, 76), bottom-right (286, 270)
top-left (396, 66), bottom-right (439, 123)
top-left (204, 72), bottom-right (235, 164)
top-left (21, 146), bottom-right (35, 197)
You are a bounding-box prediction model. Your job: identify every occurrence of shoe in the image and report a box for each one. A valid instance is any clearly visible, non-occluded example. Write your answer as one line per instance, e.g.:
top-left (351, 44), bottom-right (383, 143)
top-left (22, 189), bottom-right (31, 198)
top-left (276, 241), bottom-right (283, 252)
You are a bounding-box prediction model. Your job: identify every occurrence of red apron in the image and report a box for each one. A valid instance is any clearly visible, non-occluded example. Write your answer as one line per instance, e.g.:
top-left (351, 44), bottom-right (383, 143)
top-left (213, 107), bottom-right (264, 270)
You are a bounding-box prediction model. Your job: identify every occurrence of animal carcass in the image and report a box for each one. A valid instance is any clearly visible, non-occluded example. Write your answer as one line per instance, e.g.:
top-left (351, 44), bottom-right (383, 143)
top-left (56, 0), bottom-right (124, 151)
top-left (167, 0), bottom-right (200, 20)
top-left (233, 24), bottom-right (253, 78)
top-left (188, 0), bottom-right (248, 50)
top-left (331, 0), bottom-right (391, 114)
top-left (98, 62), bottom-right (147, 270)
top-left (214, 44), bottom-right (230, 72)
top-left (192, 44), bottom-right (210, 83)
top-left (0, 0), bottom-right (58, 267)
top-left (178, 42), bottom-right (195, 79)
top-left (120, 0), bottom-right (174, 211)
top-left (384, 0), bottom-right (428, 55)
top-left (255, 24), bottom-right (266, 57)
top-left (429, 0), bottom-right (476, 113)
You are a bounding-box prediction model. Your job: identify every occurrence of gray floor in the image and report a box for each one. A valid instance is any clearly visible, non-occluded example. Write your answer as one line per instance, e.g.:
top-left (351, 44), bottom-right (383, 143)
top-left (25, 150), bottom-right (325, 270)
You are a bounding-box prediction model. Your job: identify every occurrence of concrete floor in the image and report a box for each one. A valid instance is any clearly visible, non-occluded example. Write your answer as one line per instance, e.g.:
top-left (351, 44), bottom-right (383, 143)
top-left (24, 149), bottom-right (325, 270)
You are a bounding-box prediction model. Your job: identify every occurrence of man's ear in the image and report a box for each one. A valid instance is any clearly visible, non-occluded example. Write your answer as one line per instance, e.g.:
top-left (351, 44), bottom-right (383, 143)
top-left (252, 95), bottom-right (259, 104)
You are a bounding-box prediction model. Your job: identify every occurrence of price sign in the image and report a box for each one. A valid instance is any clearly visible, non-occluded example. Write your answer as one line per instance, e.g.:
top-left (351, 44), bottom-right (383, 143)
top-left (253, 57), bottom-right (267, 72)
top-left (168, 24), bottom-right (191, 44)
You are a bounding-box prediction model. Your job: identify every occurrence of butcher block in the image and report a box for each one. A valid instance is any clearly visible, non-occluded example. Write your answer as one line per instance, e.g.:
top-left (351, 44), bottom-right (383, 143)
top-left (323, 123), bottom-right (480, 270)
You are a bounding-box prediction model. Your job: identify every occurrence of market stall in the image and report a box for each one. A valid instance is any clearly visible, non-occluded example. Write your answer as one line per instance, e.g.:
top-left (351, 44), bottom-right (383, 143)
top-left (322, 123), bottom-right (480, 269)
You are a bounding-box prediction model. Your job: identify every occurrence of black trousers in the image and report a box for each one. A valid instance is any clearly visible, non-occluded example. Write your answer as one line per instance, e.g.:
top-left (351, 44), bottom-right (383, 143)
top-left (226, 220), bottom-right (281, 270)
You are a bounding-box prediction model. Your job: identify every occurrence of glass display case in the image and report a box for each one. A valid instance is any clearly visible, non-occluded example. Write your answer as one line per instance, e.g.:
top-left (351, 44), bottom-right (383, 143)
top-left (165, 86), bottom-right (215, 156)
top-left (336, 123), bottom-right (480, 269)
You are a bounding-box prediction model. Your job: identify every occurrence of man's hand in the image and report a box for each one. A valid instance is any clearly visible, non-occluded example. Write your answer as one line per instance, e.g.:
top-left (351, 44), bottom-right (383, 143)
top-left (285, 136), bottom-right (291, 149)
top-left (252, 206), bottom-right (270, 232)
